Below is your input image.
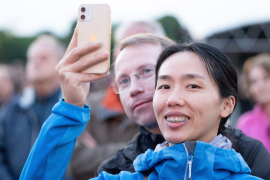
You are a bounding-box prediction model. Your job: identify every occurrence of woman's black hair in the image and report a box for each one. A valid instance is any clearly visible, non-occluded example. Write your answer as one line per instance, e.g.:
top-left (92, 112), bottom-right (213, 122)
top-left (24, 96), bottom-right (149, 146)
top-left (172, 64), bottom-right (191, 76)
top-left (155, 43), bottom-right (239, 136)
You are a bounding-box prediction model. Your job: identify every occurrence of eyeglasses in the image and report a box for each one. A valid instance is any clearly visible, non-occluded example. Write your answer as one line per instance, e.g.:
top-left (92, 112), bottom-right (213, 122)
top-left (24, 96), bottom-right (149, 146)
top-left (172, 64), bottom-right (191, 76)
top-left (111, 65), bottom-right (156, 94)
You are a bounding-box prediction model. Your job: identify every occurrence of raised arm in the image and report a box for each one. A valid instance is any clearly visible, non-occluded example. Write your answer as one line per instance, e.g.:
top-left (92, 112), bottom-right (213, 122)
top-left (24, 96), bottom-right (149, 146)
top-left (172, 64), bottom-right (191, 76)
top-left (19, 27), bottom-right (109, 180)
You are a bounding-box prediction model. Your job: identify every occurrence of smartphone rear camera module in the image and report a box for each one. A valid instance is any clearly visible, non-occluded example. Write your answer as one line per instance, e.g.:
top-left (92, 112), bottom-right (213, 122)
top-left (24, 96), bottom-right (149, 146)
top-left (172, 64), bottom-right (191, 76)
top-left (79, 5), bottom-right (92, 22)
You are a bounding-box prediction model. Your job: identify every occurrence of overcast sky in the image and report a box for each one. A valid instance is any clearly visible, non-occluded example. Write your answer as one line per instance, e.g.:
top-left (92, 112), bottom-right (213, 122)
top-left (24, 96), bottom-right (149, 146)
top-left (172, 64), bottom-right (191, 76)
top-left (1, 0), bottom-right (270, 39)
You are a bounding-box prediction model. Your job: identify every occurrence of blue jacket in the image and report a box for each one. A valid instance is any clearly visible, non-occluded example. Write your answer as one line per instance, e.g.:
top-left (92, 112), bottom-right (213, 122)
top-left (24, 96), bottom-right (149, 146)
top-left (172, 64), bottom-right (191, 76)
top-left (20, 100), bottom-right (261, 180)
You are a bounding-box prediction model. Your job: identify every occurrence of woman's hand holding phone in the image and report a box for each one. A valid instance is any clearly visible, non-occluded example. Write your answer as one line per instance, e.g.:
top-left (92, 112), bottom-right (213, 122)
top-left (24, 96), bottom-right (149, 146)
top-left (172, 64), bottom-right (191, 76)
top-left (55, 27), bottom-right (109, 107)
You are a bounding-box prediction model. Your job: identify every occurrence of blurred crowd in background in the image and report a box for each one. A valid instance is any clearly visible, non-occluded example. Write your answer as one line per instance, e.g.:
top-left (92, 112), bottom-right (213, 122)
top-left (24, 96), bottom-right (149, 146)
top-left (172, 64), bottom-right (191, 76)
top-left (0, 13), bottom-right (270, 180)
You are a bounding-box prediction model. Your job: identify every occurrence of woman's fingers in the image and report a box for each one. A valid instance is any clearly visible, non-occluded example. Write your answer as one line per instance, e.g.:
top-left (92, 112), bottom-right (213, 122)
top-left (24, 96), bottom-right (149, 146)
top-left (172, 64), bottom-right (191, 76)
top-left (74, 71), bottom-right (110, 83)
top-left (67, 41), bottom-right (101, 63)
top-left (57, 51), bottom-right (109, 74)
top-left (58, 71), bottom-right (109, 107)
top-left (58, 71), bottom-right (109, 87)
top-left (57, 26), bottom-right (102, 70)
top-left (66, 51), bottom-right (109, 73)
top-left (57, 42), bottom-right (102, 71)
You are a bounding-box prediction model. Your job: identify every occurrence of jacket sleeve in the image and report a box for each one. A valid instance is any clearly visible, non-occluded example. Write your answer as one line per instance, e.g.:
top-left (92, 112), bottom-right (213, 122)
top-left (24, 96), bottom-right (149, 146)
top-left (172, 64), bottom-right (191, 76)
top-left (19, 99), bottom-right (90, 180)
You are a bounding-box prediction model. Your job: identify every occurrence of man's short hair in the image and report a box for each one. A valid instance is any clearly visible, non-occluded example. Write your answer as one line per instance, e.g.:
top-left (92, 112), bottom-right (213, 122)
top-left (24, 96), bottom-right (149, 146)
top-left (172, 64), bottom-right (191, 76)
top-left (120, 33), bottom-right (176, 51)
top-left (27, 35), bottom-right (66, 61)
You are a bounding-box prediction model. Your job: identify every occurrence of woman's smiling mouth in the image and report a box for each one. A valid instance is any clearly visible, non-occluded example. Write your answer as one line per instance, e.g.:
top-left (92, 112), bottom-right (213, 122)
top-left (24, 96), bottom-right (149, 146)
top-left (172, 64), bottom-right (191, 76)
top-left (164, 112), bottom-right (190, 129)
top-left (165, 116), bottom-right (189, 123)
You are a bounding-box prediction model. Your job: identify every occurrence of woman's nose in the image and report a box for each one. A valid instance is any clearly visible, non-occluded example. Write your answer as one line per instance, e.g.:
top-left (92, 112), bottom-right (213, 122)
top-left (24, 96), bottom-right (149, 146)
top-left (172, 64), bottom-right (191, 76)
top-left (166, 89), bottom-right (185, 107)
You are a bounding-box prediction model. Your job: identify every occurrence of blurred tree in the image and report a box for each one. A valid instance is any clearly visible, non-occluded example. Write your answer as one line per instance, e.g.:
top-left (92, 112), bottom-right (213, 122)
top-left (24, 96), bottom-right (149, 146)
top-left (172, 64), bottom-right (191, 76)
top-left (0, 31), bottom-right (34, 63)
top-left (157, 15), bottom-right (191, 43)
top-left (110, 23), bottom-right (118, 64)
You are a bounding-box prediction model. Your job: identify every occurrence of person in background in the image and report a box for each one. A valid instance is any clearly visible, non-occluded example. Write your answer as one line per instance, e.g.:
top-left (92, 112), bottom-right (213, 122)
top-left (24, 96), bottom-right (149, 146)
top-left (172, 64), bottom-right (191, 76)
top-left (0, 61), bottom-right (25, 114)
top-left (8, 60), bottom-right (26, 95)
top-left (69, 21), bottom-right (166, 180)
top-left (0, 35), bottom-right (73, 180)
top-left (112, 21), bottom-right (165, 61)
top-left (237, 53), bottom-right (270, 153)
top-left (0, 64), bottom-right (14, 111)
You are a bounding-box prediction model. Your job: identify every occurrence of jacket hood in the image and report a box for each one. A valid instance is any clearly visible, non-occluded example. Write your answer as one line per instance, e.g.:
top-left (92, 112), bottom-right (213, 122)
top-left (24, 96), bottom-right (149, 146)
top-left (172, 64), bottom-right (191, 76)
top-left (134, 141), bottom-right (251, 179)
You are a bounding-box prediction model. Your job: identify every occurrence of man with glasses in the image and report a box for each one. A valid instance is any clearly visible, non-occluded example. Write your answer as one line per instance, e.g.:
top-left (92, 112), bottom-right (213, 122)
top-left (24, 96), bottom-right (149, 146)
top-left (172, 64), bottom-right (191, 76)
top-left (20, 32), bottom-right (270, 179)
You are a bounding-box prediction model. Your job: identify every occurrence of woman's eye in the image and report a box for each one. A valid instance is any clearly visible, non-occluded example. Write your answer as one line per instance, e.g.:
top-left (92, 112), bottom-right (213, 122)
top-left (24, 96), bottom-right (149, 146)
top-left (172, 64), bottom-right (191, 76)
top-left (158, 85), bottom-right (170, 90)
top-left (188, 84), bottom-right (199, 89)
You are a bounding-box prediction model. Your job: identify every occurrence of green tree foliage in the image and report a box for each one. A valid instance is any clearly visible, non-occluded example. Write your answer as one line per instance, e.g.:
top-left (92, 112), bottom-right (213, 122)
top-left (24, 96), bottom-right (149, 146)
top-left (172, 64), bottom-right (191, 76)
top-left (158, 15), bottom-right (191, 43)
top-left (0, 31), bottom-right (35, 63)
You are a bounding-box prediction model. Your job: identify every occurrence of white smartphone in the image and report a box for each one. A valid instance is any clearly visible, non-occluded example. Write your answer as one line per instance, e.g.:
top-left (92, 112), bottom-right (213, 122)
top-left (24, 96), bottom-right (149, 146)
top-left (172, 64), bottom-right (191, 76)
top-left (77, 4), bottom-right (111, 74)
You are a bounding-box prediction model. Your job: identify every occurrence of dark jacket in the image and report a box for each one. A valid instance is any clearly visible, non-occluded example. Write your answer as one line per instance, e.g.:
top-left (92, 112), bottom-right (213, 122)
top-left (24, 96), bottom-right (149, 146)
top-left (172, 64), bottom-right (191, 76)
top-left (96, 126), bottom-right (270, 179)
top-left (0, 86), bottom-right (71, 180)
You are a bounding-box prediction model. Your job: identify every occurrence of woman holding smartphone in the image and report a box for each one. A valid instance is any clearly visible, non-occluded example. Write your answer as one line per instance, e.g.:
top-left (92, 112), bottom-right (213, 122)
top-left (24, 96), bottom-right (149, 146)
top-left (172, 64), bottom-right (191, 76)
top-left (20, 42), bottom-right (261, 179)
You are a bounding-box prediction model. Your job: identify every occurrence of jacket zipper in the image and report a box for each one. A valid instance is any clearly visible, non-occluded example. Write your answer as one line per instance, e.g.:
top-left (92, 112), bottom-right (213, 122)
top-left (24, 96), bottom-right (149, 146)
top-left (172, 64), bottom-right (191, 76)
top-left (187, 155), bottom-right (193, 180)
top-left (183, 144), bottom-right (193, 180)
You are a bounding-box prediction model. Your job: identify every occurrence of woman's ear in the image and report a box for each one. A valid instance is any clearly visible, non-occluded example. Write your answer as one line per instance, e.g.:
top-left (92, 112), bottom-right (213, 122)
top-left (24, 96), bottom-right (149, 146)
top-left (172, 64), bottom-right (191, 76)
top-left (220, 96), bottom-right (236, 118)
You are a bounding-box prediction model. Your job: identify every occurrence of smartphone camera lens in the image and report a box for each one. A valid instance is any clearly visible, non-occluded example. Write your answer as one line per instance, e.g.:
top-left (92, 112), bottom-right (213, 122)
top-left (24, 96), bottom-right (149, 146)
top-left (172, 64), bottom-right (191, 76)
top-left (81, 15), bottom-right (85, 20)
top-left (81, 7), bottom-right (85, 12)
